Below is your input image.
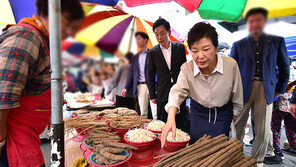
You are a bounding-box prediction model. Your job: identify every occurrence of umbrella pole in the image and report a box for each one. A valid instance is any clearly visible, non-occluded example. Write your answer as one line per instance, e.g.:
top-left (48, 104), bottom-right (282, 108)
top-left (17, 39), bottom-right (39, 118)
top-left (127, 17), bottom-right (136, 53)
top-left (49, 0), bottom-right (64, 166)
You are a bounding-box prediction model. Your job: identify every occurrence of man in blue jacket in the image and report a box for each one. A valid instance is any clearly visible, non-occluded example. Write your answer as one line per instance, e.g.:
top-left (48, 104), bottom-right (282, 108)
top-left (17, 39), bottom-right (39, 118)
top-left (230, 8), bottom-right (290, 165)
top-left (122, 32), bottom-right (157, 119)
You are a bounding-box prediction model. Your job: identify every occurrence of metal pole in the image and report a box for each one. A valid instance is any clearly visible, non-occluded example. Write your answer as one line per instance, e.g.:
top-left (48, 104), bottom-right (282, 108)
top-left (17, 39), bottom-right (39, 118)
top-left (49, 0), bottom-right (64, 166)
top-left (127, 17), bottom-right (136, 53)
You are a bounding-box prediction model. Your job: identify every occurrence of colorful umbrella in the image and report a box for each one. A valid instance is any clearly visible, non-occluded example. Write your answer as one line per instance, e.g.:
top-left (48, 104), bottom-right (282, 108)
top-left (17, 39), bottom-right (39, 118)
top-left (0, 0), bottom-right (36, 25)
top-left (123, 0), bottom-right (296, 22)
top-left (61, 40), bottom-right (117, 66)
top-left (62, 40), bottom-right (114, 58)
top-left (75, 4), bottom-right (187, 55)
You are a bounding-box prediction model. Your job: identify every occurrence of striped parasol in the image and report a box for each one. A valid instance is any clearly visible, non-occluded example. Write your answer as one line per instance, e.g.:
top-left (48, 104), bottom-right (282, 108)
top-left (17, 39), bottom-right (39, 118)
top-left (61, 39), bottom-right (117, 66)
top-left (75, 4), bottom-right (187, 55)
top-left (0, 0), bottom-right (36, 25)
top-left (123, 0), bottom-right (296, 22)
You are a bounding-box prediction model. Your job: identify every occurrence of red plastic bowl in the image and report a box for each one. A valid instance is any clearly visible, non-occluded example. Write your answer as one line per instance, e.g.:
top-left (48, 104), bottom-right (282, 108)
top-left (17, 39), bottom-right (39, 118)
top-left (97, 116), bottom-right (103, 120)
top-left (83, 149), bottom-right (132, 167)
top-left (129, 149), bottom-right (155, 162)
top-left (124, 135), bottom-right (156, 152)
top-left (80, 139), bottom-right (93, 151)
top-left (109, 123), bottom-right (133, 136)
top-left (158, 134), bottom-right (190, 152)
top-left (143, 125), bottom-right (162, 134)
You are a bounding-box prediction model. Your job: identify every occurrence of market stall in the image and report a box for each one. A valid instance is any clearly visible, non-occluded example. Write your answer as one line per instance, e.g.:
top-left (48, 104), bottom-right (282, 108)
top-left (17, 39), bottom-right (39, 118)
top-left (64, 92), bottom-right (115, 111)
top-left (64, 107), bottom-right (255, 167)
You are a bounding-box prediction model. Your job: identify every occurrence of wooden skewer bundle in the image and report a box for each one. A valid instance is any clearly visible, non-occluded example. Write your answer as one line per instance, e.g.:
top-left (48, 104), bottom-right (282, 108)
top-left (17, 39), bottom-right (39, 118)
top-left (151, 134), bottom-right (256, 167)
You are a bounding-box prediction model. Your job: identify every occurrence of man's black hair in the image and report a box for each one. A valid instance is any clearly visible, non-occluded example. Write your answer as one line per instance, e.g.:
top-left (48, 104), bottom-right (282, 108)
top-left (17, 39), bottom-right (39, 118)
top-left (36, 0), bottom-right (84, 20)
top-left (246, 8), bottom-right (268, 20)
top-left (153, 18), bottom-right (170, 32)
top-left (135, 32), bottom-right (149, 41)
top-left (125, 52), bottom-right (134, 62)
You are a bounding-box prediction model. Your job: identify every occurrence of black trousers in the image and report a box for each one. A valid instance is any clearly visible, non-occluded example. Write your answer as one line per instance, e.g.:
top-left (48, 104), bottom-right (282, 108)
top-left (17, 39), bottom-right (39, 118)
top-left (116, 95), bottom-right (135, 110)
top-left (157, 100), bottom-right (190, 133)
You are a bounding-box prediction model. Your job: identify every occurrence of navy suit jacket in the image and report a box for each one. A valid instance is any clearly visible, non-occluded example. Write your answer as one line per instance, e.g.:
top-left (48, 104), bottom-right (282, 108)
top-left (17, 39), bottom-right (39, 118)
top-left (125, 51), bottom-right (148, 96)
top-left (230, 34), bottom-right (290, 104)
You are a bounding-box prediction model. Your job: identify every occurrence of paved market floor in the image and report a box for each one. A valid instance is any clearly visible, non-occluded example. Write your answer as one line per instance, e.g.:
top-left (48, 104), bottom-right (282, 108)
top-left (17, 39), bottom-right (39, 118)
top-left (41, 125), bottom-right (296, 167)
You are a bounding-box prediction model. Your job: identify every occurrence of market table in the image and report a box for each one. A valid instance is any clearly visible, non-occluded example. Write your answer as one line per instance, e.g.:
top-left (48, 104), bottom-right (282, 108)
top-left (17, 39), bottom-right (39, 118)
top-left (65, 132), bottom-right (172, 167)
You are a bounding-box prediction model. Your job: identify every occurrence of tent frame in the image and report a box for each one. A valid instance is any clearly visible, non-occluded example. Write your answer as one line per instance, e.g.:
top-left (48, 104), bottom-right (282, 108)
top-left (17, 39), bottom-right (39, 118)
top-left (49, 0), bottom-right (64, 166)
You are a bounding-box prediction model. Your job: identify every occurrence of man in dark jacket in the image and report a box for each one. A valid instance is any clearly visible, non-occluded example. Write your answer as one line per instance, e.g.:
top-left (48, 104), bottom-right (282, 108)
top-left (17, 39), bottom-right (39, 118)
top-left (122, 32), bottom-right (157, 119)
top-left (147, 18), bottom-right (189, 132)
top-left (230, 8), bottom-right (290, 165)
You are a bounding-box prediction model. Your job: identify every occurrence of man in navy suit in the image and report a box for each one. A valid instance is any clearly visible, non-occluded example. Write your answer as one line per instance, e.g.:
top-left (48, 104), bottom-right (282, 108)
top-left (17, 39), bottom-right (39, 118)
top-left (122, 32), bottom-right (157, 119)
top-left (230, 8), bottom-right (290, 165)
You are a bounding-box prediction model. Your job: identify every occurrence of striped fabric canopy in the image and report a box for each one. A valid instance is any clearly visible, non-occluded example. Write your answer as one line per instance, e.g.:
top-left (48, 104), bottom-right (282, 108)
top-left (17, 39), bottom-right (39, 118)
top-left (0, 0), bottom-right (36, 25)
top-left (123, 0), bottom-right (296, 22)
top-left (76, 4), bottom-right (186, 55)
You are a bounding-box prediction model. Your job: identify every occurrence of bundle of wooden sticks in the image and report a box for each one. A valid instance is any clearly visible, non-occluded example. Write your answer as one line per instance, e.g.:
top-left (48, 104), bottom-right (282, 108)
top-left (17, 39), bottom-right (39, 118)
top-left (152, 134), bottom-right (256, 167)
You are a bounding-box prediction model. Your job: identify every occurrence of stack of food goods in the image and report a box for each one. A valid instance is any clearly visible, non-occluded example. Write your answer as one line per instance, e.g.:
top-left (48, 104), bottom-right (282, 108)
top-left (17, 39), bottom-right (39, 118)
top-left (166, 129), bottom-right (190, 142)
top-left (65, 112), bottom-right (109, 135)
top-left (71, 109), bottom-right (90, 117)
top-left (108, 116), bottom-right (152, 129)
top-left (145, 120), bottom-right (165, 132)
top-left (92, 141), bottom-right (137, 165)
top-left (152, 134), bottom-right (256, 167)
top-left (98, 107), bottom-right (138, 117)
top-left (85, 131), bottom-right (120, 147)
top-left (64, 92), bottom-right (95, 104)
top-left (125, 129), bottom-right (156, 142)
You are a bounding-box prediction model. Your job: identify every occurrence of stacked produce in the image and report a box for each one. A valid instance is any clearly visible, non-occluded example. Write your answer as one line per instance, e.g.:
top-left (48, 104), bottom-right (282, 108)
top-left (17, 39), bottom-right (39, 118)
top-left (152, 134), bottom-right (256, 167)
top-left (166, 129), bottom-right (190, 142)
top-left (84, 128), bottom-right (138, 165)
top-left (71, 109), bottom-right (90, 117)
top-left (65, 112), bottom-right (109, 135)
top-left (64, 92), bottom-right (95, 104)
top-left (85, 131), bottom-right (120, 146)
top-left (98, 107), bottom-right (138, 117)
top-left (145, 120), bottom-right (165, 132)
top-left (106, 115), bottom-right (152, 129)
top-left (92, 141), bottom-right (137, 165)
top-left (125, 129), bottom-right (156, 142)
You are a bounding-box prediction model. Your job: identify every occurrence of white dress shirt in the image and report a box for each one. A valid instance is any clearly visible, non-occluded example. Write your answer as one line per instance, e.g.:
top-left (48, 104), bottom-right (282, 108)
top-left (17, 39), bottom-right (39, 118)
top-left (160, 41), bottom-right (172, 70)
top-left (160, 41), bottom-right (173, 82)
top-left (165, 54), bottom-right (244, 117)
top-left (138, 49), bottom-right (148, 82)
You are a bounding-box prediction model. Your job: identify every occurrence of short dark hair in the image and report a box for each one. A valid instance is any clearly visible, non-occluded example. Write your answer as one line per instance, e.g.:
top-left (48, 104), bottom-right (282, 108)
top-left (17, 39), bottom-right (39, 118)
top-left (187, 22), bottom-right (218, 50)
top-left (217, 42), bottom-right (230, 52)
top-left (36, 0), bottom-right (84, 21)
top-left (135, 32), bottom-right (149, 42)
top-left (246, 8), bottom-right (268, 20)
top-left (153, 18), bottom-right (170, 32)
top-left (125, 52), bottom-right (134, 62)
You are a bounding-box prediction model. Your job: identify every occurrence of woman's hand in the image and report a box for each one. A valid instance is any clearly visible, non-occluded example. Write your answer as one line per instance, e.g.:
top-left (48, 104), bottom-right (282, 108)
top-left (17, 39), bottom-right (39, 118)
top-left (161, 119), bottom-right (176, 148)
top-left (161, 107), bottom-right (177, 148)
top-left (121, 89), bottom-right (127, 97)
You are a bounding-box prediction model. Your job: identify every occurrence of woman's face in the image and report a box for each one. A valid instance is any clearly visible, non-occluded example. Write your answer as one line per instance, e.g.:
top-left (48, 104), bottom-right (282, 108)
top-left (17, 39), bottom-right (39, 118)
top-left (190, 37), bottom-right (217, 70)
top-left (61, 13), bottom-right (83, 40)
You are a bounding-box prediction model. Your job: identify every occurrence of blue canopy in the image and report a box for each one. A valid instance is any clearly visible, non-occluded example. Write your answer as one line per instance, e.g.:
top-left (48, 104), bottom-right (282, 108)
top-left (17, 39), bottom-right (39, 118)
top-left (80, 0), bottom-right (119, 6)
top-left (285, 36), bottom-right (296, 61)
top-left (9, 0), bottom-right (36, 23)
